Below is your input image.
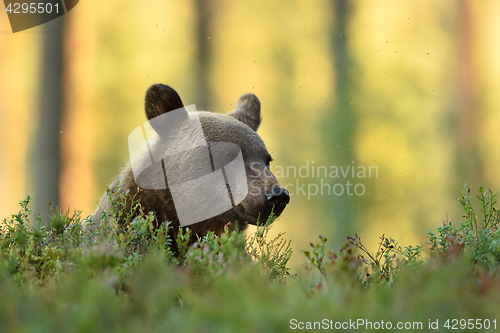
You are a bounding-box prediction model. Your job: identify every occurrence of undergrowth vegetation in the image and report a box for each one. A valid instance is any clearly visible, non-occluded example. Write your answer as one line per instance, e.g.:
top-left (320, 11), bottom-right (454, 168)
top-left (1, 183), bottom-right (500, 332)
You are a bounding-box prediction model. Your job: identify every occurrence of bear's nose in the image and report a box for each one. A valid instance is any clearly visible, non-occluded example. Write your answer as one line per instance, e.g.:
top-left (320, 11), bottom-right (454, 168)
top-left (263, 186), bottom-right (290, 215)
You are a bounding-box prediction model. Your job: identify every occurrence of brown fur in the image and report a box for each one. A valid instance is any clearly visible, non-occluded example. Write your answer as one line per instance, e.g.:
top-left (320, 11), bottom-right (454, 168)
top-left (91, 84), bottom-right (289, 249)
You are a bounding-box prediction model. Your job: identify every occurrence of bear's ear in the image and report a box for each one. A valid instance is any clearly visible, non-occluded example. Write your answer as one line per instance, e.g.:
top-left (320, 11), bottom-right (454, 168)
top-left (144, 84), bottom-right (185, 121)
top-left (228, 93), bottom-right (261, 131)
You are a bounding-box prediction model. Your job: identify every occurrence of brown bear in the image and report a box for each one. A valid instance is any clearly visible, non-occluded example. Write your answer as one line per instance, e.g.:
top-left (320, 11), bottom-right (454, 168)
top-left (91, 84), bottom-right (289, 246)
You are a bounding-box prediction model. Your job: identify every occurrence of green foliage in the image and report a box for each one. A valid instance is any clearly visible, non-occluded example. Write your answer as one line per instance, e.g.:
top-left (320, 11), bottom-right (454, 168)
top-left (428, 183), bottom-right (500, 269)
top-left (246, 212), bottom-right (292, 283)
top-left (301, 233), bottom-right (423, 294)
top-left (2, 184), bottom-right (500, 332)
top-left (300, 183), bottom-right (500, 295)
top-left (0, 192), bottom-right (291, 286)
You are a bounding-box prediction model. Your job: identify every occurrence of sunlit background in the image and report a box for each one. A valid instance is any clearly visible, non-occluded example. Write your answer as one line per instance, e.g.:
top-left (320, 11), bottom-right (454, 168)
top-left (1, 0), bottom-right (500, 269)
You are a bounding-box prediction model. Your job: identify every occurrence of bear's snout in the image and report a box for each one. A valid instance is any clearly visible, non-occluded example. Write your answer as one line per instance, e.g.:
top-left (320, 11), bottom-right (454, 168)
top-left (263, 186), bottom-right (290, 216)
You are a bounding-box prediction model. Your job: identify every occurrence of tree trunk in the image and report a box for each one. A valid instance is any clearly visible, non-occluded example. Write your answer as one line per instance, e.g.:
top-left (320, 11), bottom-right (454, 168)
top-left (194, 0), bottom-right (212, 109)
top-left (326, 0), bottom-right (356, 247)
top-left (33, 18), bottom-right (64, 224)
top-left (454, 0), bottom-right (483, 191)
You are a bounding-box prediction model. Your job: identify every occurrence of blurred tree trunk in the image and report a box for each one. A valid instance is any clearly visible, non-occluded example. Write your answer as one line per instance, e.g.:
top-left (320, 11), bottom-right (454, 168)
top-left (195, 0), bottom-right (212, 109)
top-left (326, 0), bottom-right (356, 247)
top-left (454, 0), bottom-right (484, 190)
top-left (59, 3), bottom-right (96, 218)
top-left (33, 18), bottom-right (64, 224)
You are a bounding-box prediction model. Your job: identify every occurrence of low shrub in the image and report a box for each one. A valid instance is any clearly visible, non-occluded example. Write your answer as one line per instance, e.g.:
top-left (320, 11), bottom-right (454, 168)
top-left (1, 183), bottom-right (499, 332)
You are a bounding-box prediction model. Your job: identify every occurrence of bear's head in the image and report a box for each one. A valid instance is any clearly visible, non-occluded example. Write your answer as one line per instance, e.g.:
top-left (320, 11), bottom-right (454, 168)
top-left (136, 83), bottom-right (289, 230)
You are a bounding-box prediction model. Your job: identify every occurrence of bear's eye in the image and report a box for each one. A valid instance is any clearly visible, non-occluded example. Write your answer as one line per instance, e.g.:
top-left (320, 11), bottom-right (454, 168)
top-left (265, 155), bottom-right (273, 168)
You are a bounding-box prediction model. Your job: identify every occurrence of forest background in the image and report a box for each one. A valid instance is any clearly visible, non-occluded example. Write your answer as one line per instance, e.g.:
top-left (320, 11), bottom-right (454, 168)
top-left (1, 0), bottom-right (499, 268)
